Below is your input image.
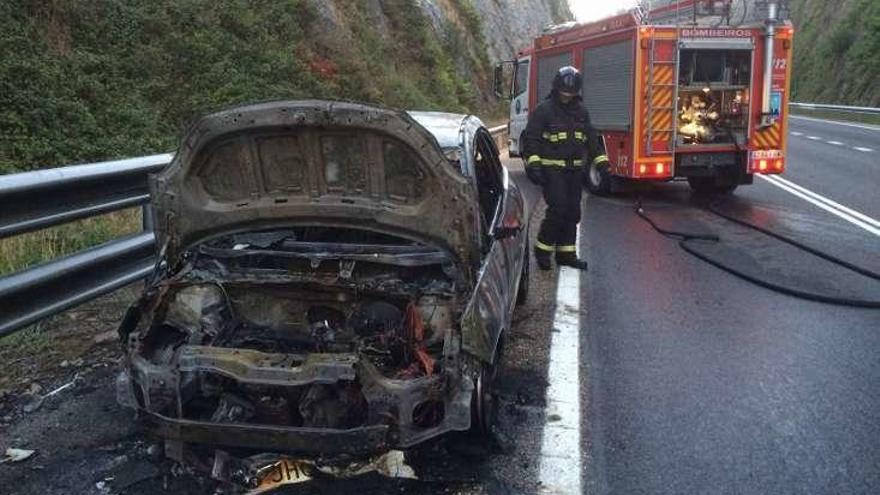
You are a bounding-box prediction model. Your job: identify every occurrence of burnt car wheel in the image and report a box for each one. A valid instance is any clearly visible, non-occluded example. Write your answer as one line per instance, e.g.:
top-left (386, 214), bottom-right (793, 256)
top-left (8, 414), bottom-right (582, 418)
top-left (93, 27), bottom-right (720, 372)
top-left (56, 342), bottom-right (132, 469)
top-left (515, 248), bottom-right (529, 306)
top-left (471, 337), bottom-right (504, 438)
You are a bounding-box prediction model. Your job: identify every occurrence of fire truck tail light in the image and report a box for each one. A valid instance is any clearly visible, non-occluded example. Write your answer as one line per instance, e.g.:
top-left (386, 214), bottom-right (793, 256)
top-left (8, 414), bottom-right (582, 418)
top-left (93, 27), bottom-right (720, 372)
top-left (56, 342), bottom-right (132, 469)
top-left (635, 161), bottom-right (671, 178)
top-left (750, 151), bottom-right (784, 174)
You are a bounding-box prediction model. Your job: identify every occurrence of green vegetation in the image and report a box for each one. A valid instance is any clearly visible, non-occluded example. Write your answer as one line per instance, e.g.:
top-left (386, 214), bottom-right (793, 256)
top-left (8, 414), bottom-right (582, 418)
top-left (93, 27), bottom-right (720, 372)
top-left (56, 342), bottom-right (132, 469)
top-left (0, 209), bottom-right (142, 276)
top-left (790, 0), bottom-right (880, 106)
top-left (0, 0), bottom-right (496, 175)
top-left (335, 0), bottom-right (490, 114)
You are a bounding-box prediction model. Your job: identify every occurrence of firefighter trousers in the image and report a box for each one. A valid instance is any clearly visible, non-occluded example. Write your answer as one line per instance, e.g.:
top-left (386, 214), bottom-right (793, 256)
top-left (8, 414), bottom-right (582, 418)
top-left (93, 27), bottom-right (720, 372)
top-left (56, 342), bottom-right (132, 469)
top-left (536, 167), bottom-right (582, 255)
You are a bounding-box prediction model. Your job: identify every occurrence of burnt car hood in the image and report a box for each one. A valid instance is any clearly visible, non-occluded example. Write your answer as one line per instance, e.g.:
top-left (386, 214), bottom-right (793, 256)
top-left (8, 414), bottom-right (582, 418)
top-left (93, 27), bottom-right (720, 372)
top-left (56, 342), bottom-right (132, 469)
top-left (151, 100), bottom-right (478, 273)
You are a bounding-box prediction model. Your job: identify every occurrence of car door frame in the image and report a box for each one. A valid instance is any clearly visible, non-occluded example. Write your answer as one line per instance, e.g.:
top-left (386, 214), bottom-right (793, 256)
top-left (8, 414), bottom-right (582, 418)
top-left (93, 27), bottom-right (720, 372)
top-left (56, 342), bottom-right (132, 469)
top-left (460, 124), bottom-right (526, 363)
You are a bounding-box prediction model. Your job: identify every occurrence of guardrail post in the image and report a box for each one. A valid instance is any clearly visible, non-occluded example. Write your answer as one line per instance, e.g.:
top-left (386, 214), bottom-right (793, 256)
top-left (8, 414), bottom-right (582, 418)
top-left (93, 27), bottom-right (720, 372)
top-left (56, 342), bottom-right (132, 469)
top-left (142, 204), bottom-right (155, 232)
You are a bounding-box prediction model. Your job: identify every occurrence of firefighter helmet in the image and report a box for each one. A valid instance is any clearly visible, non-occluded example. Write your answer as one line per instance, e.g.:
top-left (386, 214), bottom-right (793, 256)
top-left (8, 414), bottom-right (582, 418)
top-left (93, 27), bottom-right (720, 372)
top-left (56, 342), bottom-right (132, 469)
top-left (553, 66), bottom-right (582, 95)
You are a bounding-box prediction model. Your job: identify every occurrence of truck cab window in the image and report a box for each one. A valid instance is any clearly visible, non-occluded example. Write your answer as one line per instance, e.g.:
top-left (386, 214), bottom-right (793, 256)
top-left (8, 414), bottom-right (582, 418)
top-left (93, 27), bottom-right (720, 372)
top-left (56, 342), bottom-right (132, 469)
top-left (514, 60), bottom-right (530, 97)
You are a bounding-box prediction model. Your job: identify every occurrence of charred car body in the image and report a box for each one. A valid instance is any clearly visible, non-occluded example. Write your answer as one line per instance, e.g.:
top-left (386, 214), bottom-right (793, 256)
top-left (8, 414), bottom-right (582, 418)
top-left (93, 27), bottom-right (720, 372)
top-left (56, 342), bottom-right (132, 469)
top-left (116, 101), bottom-right (530, 468)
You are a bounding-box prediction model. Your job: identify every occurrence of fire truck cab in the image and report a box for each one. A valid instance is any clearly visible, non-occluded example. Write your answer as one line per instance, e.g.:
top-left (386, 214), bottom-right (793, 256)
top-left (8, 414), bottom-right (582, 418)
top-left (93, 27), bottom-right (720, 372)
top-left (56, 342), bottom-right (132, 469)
top-left (495, 0), bottom-right (794, 195)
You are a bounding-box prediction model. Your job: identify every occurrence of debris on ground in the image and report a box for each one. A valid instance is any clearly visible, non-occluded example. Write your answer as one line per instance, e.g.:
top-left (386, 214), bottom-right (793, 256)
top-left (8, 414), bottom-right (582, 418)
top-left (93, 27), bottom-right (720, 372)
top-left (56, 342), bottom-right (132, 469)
top-left (93, 330), bottom-right (118, 345)
top-left (22, 373), bottom-right (84, 414)
top-left (2, 448), bottom-right (36, 463)
top-left (320, 450), bottom-right (417, 480)
top-left (243, 450), bottom-right (417, 494)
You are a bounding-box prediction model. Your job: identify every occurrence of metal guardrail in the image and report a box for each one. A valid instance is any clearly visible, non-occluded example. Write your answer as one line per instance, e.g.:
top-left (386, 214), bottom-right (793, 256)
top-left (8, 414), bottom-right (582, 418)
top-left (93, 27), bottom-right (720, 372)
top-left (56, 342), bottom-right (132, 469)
top-left (790, 102), bottom-right (880, 115)
top-left (0, 127), bottom-right (510, 338)
top-left (0, 154), bottom-right (172, 337)
top-left (488, 125), bottom-right (508, 150)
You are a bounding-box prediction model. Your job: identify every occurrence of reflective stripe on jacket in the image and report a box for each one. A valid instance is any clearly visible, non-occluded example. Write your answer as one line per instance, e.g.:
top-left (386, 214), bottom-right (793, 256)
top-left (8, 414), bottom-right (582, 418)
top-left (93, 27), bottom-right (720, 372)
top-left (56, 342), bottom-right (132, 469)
top-left (522, 95), bottom-right (609, 168)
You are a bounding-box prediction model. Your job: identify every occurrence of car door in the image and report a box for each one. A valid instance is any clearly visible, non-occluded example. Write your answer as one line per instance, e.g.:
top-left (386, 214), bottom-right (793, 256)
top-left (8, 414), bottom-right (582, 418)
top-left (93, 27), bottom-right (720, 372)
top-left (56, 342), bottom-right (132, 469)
top-left (461, 129), bottom-right (525, 363)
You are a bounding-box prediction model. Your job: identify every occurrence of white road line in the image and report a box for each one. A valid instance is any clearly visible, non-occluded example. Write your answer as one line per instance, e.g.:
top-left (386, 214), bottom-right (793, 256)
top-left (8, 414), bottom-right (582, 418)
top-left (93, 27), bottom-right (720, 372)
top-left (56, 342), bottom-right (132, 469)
top-left (539, 231), bottom-right (582, 494)
top-left (807, 136), bottom-right (822, 141)
top-left (790, 131), bottom-right (803, 136)
top-left (791, 115), bottom-right (880, 132)
top-left (758, 175), bottom-right (880, 236)
top-left (770, 175), bottom-right (880, 229)
top-left (854, 146), bottom-right (875, 152)
top-left (827, 141), bottom-right (844, 146)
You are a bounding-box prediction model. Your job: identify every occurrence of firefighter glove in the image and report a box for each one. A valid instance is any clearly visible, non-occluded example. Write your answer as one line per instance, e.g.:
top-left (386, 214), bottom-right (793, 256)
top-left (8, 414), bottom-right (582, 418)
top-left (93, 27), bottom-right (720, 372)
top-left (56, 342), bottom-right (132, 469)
top-left (526, 164), bottom-right (545, 185)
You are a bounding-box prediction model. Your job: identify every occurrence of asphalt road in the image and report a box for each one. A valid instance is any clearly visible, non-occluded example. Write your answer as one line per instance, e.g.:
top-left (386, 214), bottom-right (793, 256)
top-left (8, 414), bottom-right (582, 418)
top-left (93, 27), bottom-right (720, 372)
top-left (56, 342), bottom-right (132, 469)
top-left (575, 116), bottom-right (880, 494)
top-left (784, 116), bottom-right (878, 218)
top-left (1, 116), bottom-right (877, 495)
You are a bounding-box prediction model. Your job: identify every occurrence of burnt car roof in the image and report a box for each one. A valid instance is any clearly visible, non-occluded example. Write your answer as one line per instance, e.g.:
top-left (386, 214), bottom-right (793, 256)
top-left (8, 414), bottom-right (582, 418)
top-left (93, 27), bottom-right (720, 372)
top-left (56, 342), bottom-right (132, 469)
top-left (150, 100), bottom-right (481, 275)
top-left (407, 111), bottom-right (471, 151)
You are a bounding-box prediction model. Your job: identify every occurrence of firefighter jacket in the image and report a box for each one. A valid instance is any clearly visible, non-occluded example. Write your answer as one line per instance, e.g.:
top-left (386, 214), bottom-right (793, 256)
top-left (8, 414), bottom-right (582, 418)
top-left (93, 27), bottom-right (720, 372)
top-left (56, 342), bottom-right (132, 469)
top-left (522, 94), bottom-right (609, 177)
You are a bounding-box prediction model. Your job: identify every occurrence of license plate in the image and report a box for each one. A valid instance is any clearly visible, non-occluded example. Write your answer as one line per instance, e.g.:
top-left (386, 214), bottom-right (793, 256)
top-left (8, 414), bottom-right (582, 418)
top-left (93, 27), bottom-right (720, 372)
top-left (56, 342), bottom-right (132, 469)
top-left (249, 458), bottom-right (314, 494)
top-left (751, 149), bottom-right (782, 160)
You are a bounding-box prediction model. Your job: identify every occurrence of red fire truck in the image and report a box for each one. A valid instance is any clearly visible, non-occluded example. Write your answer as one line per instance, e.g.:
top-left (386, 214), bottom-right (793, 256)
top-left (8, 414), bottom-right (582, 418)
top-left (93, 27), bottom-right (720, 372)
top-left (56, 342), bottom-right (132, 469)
top-left (496, 0), bottom-right (794, 194)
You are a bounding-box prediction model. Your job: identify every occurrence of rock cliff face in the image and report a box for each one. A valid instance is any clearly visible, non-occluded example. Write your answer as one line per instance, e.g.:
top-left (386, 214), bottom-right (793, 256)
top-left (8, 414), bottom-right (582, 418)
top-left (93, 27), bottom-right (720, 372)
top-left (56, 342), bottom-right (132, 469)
top-left (312, 0), bottom-right (571, 61)
top-left (425, 0), bottom-right (574, 61)
top-left (306, 0), bottom-right (573, 108)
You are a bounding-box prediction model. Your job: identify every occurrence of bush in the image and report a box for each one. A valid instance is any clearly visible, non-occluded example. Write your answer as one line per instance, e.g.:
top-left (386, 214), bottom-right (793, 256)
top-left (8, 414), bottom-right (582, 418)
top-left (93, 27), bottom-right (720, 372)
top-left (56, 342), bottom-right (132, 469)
top-left (0, 0), bottom-right (494, 173)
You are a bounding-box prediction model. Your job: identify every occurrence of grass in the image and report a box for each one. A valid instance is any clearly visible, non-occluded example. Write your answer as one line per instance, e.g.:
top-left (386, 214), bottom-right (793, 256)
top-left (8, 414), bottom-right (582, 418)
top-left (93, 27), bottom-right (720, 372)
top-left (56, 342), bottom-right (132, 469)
top-left (0, 208), bottom-right (142, 276)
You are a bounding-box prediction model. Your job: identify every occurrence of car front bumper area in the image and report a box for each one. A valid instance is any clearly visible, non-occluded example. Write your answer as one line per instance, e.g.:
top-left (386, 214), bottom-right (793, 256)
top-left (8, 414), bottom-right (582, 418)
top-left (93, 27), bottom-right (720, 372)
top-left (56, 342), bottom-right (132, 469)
top-left (120, 345), bottom-right (474, 455)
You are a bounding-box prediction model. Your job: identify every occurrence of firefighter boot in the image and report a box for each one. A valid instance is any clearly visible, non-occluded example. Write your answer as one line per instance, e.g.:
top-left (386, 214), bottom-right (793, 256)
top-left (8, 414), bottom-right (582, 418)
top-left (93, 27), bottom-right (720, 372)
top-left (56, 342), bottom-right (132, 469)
top-left (534, 246), bottom-right (552, 271)
top-left (556, 252), bottom-right (588, 271)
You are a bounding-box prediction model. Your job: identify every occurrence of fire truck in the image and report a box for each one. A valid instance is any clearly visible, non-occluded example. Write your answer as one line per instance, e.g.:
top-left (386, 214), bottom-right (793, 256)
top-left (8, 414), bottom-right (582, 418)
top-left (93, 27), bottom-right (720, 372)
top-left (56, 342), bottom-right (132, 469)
top-left (495, 0), bottom-right (794, 194)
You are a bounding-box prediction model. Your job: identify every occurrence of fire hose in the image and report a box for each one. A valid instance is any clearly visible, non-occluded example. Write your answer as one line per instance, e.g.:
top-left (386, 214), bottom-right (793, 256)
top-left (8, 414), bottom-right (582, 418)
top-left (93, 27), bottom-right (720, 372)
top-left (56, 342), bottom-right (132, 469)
top-left (635, 197), bottom-right (880, 309)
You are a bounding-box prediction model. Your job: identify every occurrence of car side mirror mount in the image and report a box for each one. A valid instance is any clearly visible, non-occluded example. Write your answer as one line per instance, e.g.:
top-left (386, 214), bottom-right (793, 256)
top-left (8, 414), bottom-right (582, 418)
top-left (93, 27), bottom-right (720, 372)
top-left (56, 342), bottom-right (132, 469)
top-left (492, 219), bottom-right (522, 241)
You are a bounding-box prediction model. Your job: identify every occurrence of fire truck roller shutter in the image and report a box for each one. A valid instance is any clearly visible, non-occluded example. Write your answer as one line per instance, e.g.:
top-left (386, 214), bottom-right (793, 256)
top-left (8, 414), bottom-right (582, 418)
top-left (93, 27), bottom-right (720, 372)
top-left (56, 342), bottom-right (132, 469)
top-left (537, 52), bottom-right (573, 100)
top-left (582, 39), bottom-right (635, 131)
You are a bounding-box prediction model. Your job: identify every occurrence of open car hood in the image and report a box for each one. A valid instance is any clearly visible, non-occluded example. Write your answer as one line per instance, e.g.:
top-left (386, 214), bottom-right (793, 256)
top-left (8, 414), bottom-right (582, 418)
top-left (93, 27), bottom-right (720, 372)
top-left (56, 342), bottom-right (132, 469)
top-left (151, 101), bottom-right (479, 274)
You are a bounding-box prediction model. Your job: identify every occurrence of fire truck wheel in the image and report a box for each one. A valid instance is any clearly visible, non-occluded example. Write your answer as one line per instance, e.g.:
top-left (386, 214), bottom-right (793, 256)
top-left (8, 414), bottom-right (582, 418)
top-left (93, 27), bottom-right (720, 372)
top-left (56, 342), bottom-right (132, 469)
top-left (687, 177), bottom-right (738, 195)
top-left (587, 160), bottom-right (612, 196)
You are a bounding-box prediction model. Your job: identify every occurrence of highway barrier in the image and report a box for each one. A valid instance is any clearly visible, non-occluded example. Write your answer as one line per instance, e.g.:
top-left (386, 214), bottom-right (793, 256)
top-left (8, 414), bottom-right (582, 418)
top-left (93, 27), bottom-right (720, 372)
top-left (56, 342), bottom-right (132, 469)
top-left (790, 102), bottom-right (880, 115)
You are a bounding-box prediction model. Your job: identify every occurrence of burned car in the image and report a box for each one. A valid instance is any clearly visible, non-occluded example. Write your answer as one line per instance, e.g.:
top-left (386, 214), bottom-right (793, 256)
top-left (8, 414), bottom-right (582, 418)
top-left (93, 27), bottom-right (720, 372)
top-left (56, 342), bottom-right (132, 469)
top-left (116, 100), bottom-right (530, 476)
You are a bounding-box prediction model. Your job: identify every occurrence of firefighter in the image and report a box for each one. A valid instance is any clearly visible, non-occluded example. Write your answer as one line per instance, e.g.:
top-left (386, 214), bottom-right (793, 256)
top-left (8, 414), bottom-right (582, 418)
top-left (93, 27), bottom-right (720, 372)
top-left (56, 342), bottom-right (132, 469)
top-left (522, 66), bottom-right (609, 271)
